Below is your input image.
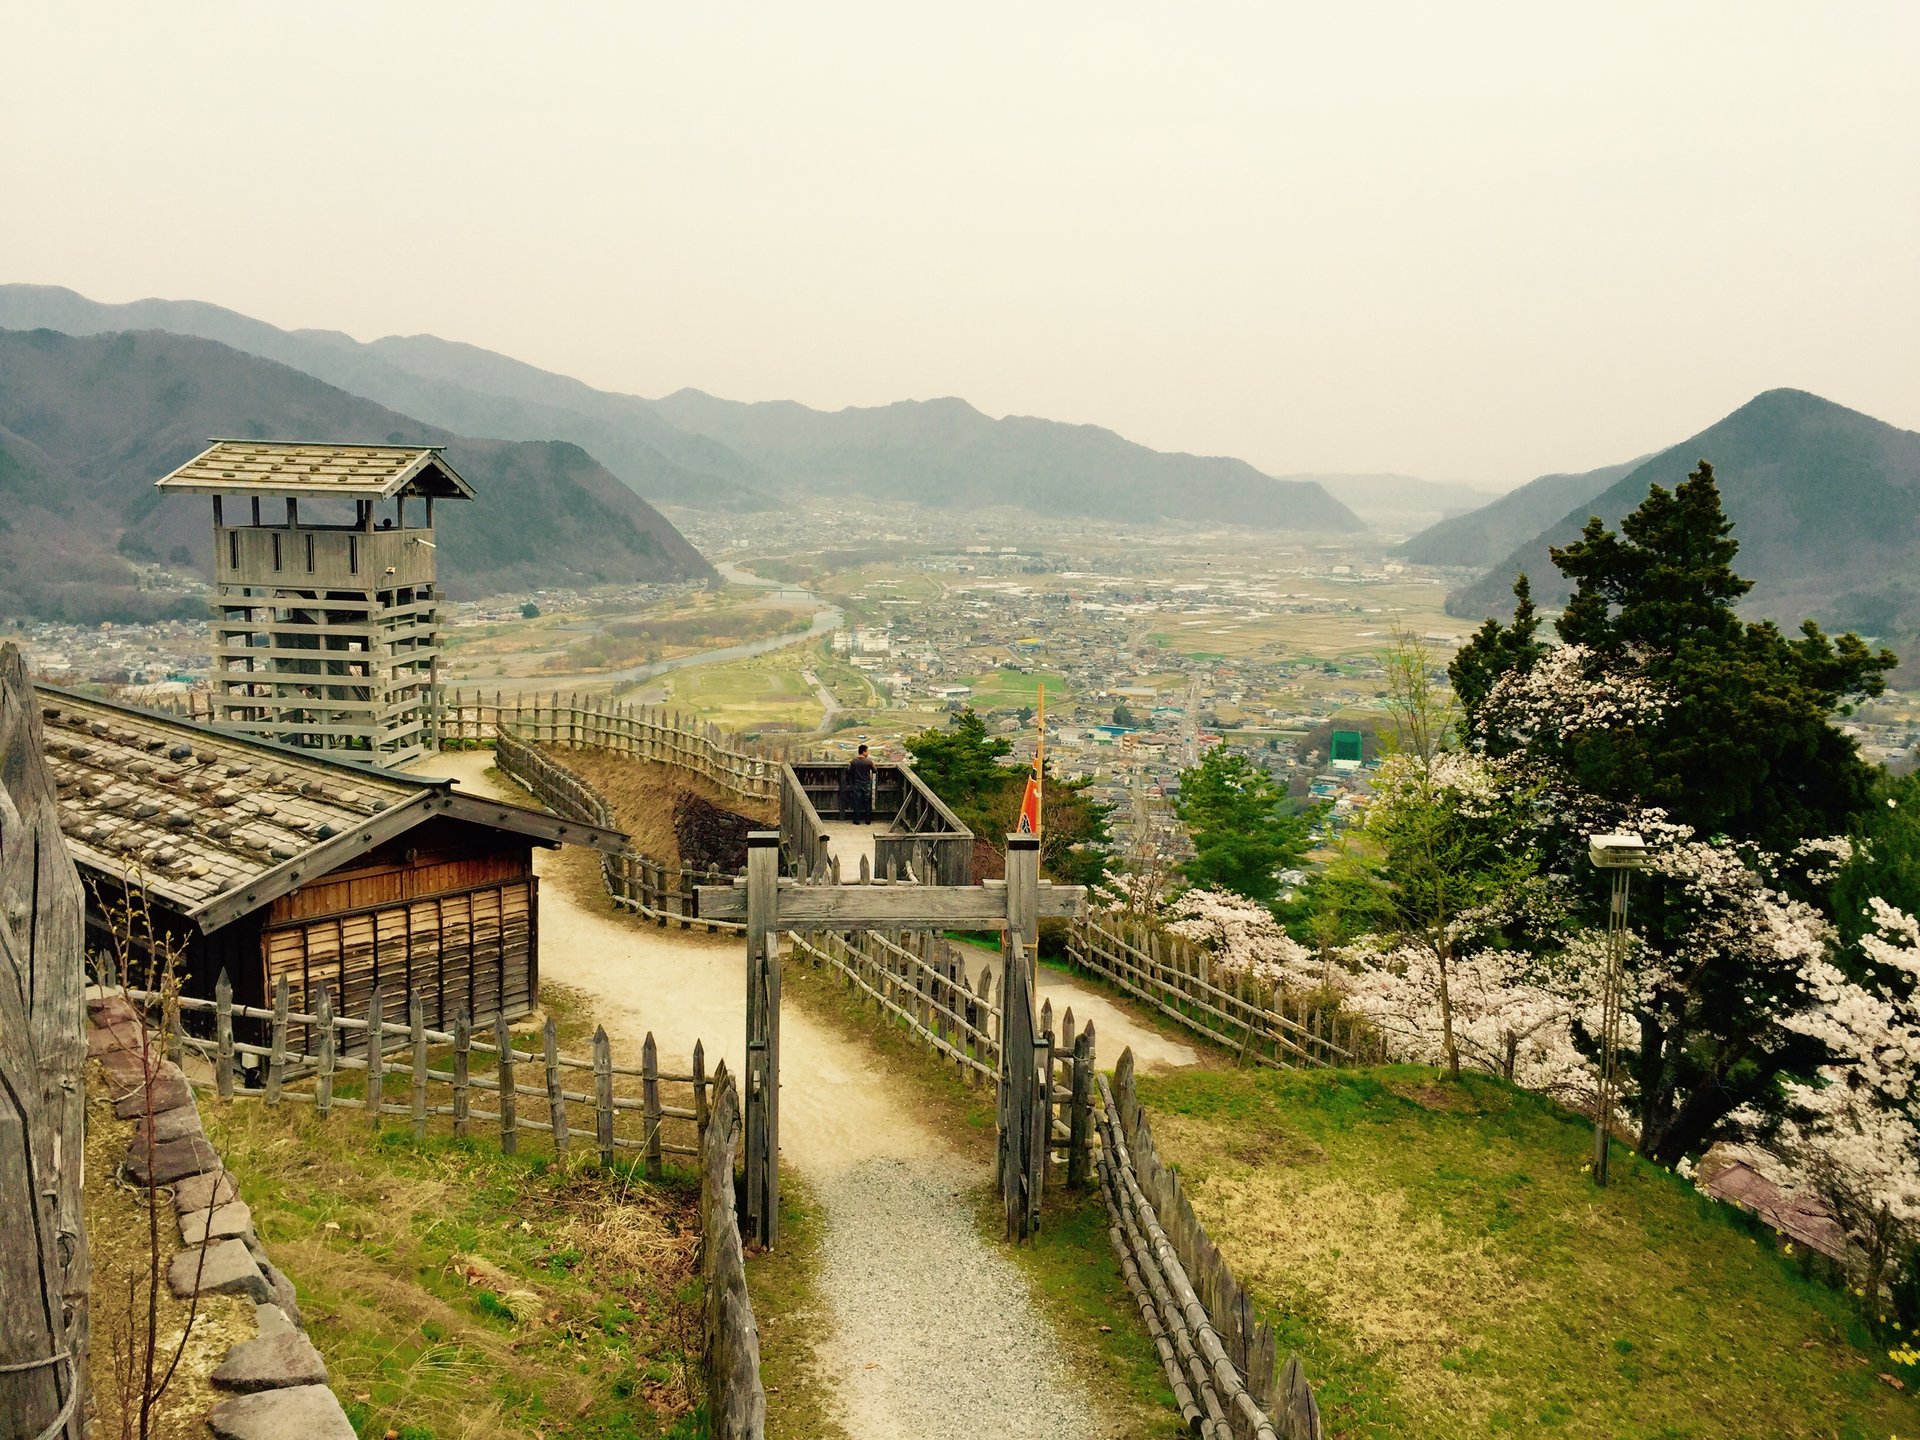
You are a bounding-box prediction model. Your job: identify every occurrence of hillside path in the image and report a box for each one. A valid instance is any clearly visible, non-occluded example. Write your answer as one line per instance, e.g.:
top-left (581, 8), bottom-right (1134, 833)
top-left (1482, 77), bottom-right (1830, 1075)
top-left (420, 752), bottom-right (1187, 1440)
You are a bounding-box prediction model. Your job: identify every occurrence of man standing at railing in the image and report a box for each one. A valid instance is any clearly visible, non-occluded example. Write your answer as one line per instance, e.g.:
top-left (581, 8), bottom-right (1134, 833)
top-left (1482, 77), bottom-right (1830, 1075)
top-left (848, 743), bottom-right (875, 826)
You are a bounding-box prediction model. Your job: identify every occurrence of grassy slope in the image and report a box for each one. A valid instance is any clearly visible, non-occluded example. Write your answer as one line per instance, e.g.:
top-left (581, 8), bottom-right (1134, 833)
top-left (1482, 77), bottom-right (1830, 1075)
top-left (1136, 1065), bottom-right (1920, 1440)
top-left (209, 981), bottom-right (708, 1440)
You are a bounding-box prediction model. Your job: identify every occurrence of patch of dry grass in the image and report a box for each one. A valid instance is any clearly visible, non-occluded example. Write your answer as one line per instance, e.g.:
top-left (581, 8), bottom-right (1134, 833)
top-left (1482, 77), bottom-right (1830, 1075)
top-left (535, 747), bottom-right (776, 870)
top-left (211, 1097), bottom-right (705, 1439)
top-left (84, 1070), bottom-right (254, 1440)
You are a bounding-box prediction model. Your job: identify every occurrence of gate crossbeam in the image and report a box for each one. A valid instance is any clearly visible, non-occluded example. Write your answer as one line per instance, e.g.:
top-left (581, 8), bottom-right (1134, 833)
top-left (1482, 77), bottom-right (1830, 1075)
top-left (697, 834), bottom-right (1085, 1249)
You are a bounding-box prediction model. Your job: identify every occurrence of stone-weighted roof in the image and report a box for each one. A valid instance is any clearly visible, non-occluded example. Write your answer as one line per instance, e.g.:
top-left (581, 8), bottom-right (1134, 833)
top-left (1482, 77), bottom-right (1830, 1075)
top-left (38, 687), bottom-right (622, 931)
top-left (154, 441), bottom-right (475, 500)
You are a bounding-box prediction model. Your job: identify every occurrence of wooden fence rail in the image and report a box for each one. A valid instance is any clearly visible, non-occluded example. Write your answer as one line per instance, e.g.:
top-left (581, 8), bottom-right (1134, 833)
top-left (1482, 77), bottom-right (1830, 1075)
top-left (494, 729), bottom-right (742, 934)
top-left (1070, 914), bottom-right (1380, 1071)
top-left (124, 977), bottom-right (706, 1174)
top-left (1100, 1048), bottom-right (1321, 1440)
top-left (789, 929), bottom-right (1097, 1193)
top-left (445, 691), bottom-right (790, 802)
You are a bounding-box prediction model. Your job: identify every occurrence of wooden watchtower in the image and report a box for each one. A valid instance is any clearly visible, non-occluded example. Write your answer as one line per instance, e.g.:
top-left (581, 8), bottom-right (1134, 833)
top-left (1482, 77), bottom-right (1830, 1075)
top-left (157, 441), bottom-right (475, 768)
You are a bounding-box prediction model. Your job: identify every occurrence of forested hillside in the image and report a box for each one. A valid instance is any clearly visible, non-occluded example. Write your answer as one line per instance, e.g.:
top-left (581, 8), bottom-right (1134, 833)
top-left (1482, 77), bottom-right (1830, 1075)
top-left (654, 389), bottom-right (1366, 530)
top-left (0, 327), bottom-right (713, 622)
top-left (0, 284), bottom-right (774, 511)
top-left (1446, 390), bottom-right (1920, 638)
top-left (1396, 457), bottom-right (1644, 569)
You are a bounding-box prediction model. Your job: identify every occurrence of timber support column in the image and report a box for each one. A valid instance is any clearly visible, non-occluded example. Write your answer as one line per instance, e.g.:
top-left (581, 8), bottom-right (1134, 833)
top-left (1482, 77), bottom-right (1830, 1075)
top-left (1006, 834), bottom-right (1040, 988)
top-left (744, 831), bottom-right (781, 1247)
top-left (0, 645), bottom-right (89, 1438)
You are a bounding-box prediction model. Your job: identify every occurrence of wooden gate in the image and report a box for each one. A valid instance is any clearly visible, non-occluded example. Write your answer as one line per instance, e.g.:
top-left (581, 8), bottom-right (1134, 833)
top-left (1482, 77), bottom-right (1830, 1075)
top-left (701, 834), bottom-right (1082, 1248)
top-left (996, 929), bottom-right (1049, 1239)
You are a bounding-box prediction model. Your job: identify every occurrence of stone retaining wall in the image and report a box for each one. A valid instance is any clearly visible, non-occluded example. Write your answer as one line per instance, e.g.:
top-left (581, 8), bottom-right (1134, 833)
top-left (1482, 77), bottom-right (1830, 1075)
top-left (89, 994), bottom-right (352, 1440)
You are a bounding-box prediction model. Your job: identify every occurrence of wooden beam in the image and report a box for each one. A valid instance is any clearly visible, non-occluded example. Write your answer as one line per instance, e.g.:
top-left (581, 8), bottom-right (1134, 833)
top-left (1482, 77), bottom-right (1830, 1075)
top-left (0, 645), bottom-right (89, 1437)
top-left (695, 881), bottom-right (1084, 926)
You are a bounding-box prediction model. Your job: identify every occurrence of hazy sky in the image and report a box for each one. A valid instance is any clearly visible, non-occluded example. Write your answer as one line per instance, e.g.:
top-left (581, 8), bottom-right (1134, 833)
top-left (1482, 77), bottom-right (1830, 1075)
top-left (6, 4), bottom-right (1917, 488)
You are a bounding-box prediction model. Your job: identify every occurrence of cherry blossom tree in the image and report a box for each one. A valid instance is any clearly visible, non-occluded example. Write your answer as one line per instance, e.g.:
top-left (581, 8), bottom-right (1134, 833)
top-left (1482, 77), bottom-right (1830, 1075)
top-left (1747, 900), bottom-right (1920, 1309)
top-left (1163, 887), bottom-right (1322, 989)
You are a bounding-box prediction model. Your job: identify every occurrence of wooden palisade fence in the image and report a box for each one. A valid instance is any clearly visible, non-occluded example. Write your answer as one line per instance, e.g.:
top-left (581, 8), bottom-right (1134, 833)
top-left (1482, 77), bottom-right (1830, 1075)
top-left (155, 684), bottom-right (1381, 1075)
top-left (0, 645), bottom-right (89, 1440)
top-left (495, 728), bottom-right (741, 933)
top-left (787, 924), bottom-right (1098, 1233)
top-left (1099, 1048), bottom-right (1321, 1440)
top-left (701, 1065), bottom-right (766, 1440)
top-left (1071, 913), bottom-right (1379, 1071)
top-left (129, 975), bottom-right (708, 1172)
top-left (447, 690), bottom-right (786, 800)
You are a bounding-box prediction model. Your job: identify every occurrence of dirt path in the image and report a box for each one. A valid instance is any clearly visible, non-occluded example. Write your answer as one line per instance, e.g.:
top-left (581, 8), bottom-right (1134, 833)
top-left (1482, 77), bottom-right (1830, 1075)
top-left (421, 753), bottom-right (1114, 1438)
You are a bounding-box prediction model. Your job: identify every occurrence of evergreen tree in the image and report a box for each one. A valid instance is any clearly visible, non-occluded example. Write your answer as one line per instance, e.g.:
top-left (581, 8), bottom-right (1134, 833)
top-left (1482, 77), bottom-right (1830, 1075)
top-left (1174, 746), bottom-right (1315, 903)
top-left (1455, 460), bottom-right (1898, 1162)
top-left (902, 708), bottom-right (1010, 811)
top-left (902, 708), bottom-right (1112, 886)
top-left (1450, 573), bottom-right (1547, 716)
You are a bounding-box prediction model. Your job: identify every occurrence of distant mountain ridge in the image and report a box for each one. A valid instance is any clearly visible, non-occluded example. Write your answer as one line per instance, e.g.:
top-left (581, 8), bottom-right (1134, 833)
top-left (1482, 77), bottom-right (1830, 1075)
top-left (1271, 472), bottom-right (1497, 532)
top-left (0, 284), bottom-right (1364, 533)
top-left (652, 388), bottom-right (1366, 531)
top-left (1397, 457), bottom-right (1648, 570)
top-left (0, 327), bottom-right (713, 622)
top-left (1446, 389), bottom-right (1920, 641)
top-left (0, 285), bottom-right (776, 511)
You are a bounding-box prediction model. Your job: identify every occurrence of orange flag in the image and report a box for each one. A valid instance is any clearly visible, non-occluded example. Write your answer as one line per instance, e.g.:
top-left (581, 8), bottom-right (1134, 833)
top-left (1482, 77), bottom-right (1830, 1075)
top-left (1017, 685), bottom-right (1045, 835)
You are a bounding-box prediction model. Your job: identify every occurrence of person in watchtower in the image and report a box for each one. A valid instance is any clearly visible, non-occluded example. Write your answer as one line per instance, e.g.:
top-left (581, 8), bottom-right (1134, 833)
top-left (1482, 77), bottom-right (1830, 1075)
top-left (848, 743), bottom-right (876, 825)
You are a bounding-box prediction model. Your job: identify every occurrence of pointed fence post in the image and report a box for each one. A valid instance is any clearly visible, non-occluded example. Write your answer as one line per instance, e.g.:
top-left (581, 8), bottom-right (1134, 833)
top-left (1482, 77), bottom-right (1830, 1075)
top-left (744, 831), bottom-right (781, 1247)
top-left (453, 1009), bottom-right (472, 1139)
top-left (692, 1039), bottom-right (709, 1134)
top-left (267, 976), bottom-right (288, 1105)
top-left (593, 1026), bottom-right (615, 1168)
top-left (315, 984), bottom-right (336, 1118)
top-left (496, 1013), bottom-right (518, 1155)
top-left (544, 1015), bottom-right (568, 1156)
top-left (214, 970), bottom-right (234, 1101)
top-left (643, 1031), bottom-right (664, 1179)
top-left (410, 993), bottom-right (429, 1141)
top-left (366, 983), bottom-right (385, 1124)
top-left (1068, 1022), bottom-right (1094, 1190)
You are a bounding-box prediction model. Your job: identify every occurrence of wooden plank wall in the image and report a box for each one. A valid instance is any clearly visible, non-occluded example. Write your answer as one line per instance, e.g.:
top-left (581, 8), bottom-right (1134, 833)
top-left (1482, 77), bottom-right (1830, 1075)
top-left (262, 878), bottom-right (535, 1054)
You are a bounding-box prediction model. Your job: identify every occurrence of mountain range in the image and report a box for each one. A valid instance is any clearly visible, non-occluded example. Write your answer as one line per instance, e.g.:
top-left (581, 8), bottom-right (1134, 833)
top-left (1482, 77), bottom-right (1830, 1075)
top-left (0, 328), bottom-right (713, 623)
top-left (652, 388), bottom-right (1364, 530)
top-left (1435, 389), bottom-right (1920, 641)
top-left (0, 285), bottom-right (1364, 533)
top-left (1394, 458), bottom-right (1647, 570)
top-left (1269, 473), bottom-right (1497, 533)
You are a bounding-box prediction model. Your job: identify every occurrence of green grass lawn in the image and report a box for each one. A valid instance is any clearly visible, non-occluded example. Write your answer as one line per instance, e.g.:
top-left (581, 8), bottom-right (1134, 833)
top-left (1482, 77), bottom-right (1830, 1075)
top-left (960, 669), bottom-right (1072, 707)
top-left (1135, 1065), bottom-right (1920, 1440)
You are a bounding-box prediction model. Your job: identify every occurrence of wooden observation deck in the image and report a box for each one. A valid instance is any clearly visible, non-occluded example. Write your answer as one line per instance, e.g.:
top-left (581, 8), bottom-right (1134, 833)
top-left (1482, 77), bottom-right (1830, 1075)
top-left (780, 760), bottom-right (973, 884)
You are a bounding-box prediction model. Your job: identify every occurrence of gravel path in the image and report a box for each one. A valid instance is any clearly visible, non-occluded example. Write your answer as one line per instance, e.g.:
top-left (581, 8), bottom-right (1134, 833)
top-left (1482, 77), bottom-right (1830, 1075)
top-left (418, 753), bottom-right (1136, 1438)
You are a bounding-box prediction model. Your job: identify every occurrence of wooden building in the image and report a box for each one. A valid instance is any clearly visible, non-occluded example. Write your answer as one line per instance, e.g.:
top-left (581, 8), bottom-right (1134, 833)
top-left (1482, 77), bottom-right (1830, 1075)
top-left (156, 440), bottom-right (474, 768)
top-left (38, 686), bottom-right (624, 1052)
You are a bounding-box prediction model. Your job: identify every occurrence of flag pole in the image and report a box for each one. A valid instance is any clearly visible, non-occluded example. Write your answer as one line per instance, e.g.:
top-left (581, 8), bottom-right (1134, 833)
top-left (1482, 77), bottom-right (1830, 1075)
top-left (1036, 682), bottom-right (1045, 835)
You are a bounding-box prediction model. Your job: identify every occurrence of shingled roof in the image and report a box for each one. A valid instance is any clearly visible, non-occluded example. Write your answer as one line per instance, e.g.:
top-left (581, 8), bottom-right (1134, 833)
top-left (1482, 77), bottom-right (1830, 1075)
top-left (38, 687), bottom-right (621, 931)
top-left (154, 440), bottom-right (475, 500)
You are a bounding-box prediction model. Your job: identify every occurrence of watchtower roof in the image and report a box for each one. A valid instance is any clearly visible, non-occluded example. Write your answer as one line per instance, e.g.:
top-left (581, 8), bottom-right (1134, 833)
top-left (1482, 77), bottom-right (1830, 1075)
top-left (155, 440), bottom-right (476, 501)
